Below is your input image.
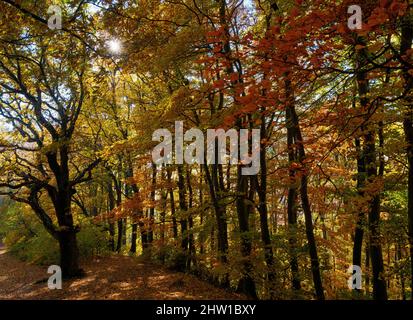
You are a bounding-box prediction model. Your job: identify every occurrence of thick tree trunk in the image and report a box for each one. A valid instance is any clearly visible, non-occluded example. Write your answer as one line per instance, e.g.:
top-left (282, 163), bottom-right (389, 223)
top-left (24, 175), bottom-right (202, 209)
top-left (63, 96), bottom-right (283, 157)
top-left (55, 194), bottom-right (81, 278)
top-left (58, 229), bottom-right (81, 278)
top-left (52, 144), bottom-right (82, 278)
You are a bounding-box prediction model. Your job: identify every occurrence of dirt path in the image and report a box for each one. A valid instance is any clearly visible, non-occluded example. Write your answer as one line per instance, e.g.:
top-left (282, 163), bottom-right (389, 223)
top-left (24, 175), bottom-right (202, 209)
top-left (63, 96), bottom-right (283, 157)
top-left (0, 247), bottom-right (244, 300)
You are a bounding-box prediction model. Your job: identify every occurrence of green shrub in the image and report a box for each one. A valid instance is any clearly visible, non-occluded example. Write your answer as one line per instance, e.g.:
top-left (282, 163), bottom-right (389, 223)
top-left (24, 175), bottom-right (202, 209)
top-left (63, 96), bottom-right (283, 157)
top-left (17, 232), bottom-right (60, 265)
top-left (0, 203), bottom-right (110, 265)
top-left (77, 220), bottom-right (110, 258)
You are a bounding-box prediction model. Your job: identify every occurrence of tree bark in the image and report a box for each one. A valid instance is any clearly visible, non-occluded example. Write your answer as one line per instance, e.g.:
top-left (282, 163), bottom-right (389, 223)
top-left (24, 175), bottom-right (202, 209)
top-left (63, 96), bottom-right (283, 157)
top-left (255, 112), bottom-right (277, 298)
top-left (285, 79), bottom-right (302, 293)
top-left (355, 35), bottom-right (387, 300)
top-left (186, 167), bottom-right (196, 269)
top-left (107, 179), bottom-right (116, 251)
top-left (352, 135), bottom-right (365, 294)
top-left (148, 164), bottom-right (157, 245)
top-left (236, 169), bottom-right (258, 299)
top-left (203, 163), bottom-right (228, 265)
top-left (286, 78), bottom-right (325, 300)
top-left (167, 166), bottom-right (179, 239)
top-left (177, 165), bottom-right (189, 270)
top-left (130, 223), bottom-right (138, 254)
top-left (400, 7), bottom-right (413, 299)
top-left (58, 228), bottom-right (81, 278)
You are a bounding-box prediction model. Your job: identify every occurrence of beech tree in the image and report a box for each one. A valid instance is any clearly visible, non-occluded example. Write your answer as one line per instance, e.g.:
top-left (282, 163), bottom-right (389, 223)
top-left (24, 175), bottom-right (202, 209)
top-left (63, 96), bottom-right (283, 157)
top-left (0, 1), bottom-right (100, 277)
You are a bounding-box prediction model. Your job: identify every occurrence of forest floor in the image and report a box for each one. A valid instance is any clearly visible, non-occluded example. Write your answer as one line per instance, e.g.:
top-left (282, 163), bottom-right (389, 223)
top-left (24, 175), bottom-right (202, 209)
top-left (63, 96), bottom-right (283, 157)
top-left (0, 244), bottom-right (244, 300)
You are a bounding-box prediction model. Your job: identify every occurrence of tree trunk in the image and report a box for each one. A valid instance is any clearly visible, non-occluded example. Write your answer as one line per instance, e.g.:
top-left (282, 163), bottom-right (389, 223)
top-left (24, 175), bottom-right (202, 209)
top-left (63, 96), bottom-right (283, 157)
top-left (397, 243), bottom-right (406, 300)
top-left (352, 135), bottom-right (365, 294)
top-left (355, 34), bottom-right (387, 300)
top-left (236, 171), bottom-right (258, 299)
top-left (108, 222), bottom-right (115, 251)
top-left (53, 145), bottom-right (82, 278)
top-left (287, 78), bottom-right (325, 300)
top-left (364, 98), bottom-right (387, 301)
top-left (199, 165), bottom-right (205, 255)
top-left (113, 175), bottom-right (123, 252)
top-left (365, 243), bottom-right (370, 295)
top-left (58, 229), bottom-right (81, 278)
top-left (116, 220), bottom-right (123, 252)
top-left (186, 167), bottom-right (196, 269)
top-left (204, 163), bottom-right (228, 265)
top-left (122, 217), bottom-right (127, 246)
top-left (130, 223), bottom-right (138, 254)
top-left (148, 164), bottom-right (157, 244)
top-left (285, 79), bottom-right (301, 293)
top-left (107, 179), bottom-right (116, 251)
top-left (177, 165), bottom-right (189, 270)
top-left (167, 166), bottom-right (178, 239)
top-left (255, 113), bottom-right (277, 298)
top-left (404, 120), bottom-right (413, 298)
top-left (400, 8), bottom-right (413, 299)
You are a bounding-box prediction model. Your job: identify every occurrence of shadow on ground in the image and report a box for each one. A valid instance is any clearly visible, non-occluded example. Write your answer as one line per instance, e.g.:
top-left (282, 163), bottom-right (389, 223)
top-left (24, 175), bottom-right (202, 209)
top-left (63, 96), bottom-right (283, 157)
top-left (0, 247), bottom-right (244, 300)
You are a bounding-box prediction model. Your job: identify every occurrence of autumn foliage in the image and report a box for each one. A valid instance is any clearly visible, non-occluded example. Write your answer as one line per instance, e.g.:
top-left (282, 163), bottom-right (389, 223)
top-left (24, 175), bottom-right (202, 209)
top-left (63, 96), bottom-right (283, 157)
top-left (1, 0), bottom-right (413, 300)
